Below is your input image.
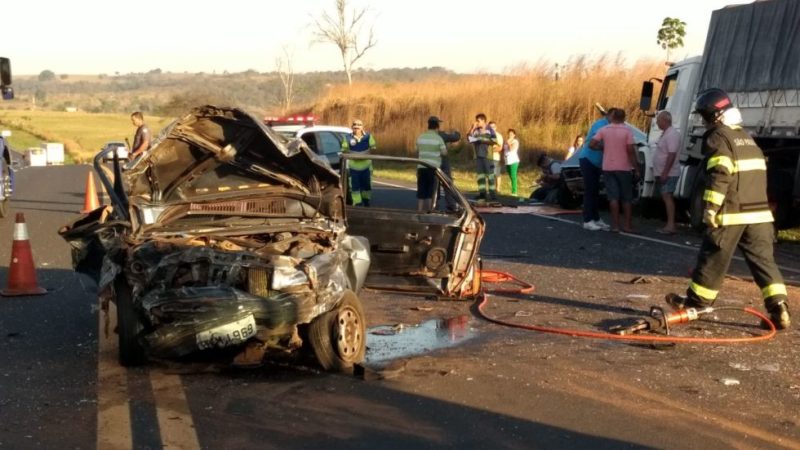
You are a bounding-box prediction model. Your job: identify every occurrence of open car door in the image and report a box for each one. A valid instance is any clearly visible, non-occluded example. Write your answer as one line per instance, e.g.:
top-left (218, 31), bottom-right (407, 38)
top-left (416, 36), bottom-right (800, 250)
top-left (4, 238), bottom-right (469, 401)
top-left (342, 154), bottom-right (484, 299)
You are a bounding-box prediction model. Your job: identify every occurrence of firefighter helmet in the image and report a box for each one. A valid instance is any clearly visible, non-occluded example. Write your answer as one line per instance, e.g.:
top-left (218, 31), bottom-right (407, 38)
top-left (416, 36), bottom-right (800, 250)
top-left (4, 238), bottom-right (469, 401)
top-left (695, 88), bottom-right (733, 123)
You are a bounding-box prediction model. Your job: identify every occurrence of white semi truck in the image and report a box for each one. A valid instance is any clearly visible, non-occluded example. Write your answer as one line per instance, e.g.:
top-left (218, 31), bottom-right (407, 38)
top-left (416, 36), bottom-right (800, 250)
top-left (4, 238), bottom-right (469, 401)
top-left (638, 0), bottom-right (800, 229)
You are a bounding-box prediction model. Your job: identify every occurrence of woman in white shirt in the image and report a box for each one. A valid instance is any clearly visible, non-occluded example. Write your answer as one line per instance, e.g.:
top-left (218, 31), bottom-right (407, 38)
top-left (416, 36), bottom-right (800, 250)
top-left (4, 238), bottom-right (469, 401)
top-left (504, 129), bottom-right (521, 199)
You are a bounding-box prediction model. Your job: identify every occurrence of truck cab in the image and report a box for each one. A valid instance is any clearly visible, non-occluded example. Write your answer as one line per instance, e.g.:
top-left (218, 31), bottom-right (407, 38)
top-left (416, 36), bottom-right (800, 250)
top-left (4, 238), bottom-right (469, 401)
top-left (639, 57), bottom-right (702, 200)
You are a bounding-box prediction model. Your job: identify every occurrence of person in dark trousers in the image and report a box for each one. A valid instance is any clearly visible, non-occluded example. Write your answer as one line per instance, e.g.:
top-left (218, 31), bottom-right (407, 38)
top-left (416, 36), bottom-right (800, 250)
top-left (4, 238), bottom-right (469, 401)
top-left (576, 106), bottom-right (614, 231)
top-left (467, 113), bottom-right (497, 201)
top-left (666, 88), bottom-right (791, 330)
top-left (130, 111), bottom-right (151, 157)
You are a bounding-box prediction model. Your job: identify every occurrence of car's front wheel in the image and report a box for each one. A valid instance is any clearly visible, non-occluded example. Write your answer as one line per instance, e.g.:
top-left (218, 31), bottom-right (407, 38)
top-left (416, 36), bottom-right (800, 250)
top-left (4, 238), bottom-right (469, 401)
top-left (308, 290), bottom-right (366, 372)
top-left (115, 275), bottom-right (147, 367)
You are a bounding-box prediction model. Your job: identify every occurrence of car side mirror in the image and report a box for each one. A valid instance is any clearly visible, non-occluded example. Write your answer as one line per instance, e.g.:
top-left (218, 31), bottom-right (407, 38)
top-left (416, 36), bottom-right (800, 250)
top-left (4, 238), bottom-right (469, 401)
top-left (640, 81), bottom-right (654, 112)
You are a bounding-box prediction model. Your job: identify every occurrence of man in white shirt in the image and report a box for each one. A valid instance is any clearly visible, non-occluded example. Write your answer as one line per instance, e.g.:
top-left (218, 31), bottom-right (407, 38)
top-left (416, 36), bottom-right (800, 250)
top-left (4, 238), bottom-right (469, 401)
top-left (654, 111), bottom-right (681, 234)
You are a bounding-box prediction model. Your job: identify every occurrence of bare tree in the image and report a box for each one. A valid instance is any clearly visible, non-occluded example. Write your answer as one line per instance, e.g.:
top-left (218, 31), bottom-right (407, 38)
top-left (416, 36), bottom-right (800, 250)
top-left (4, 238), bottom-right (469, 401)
top-left (275, 45), bottom-right (295, 113)
top-left (312, 0), bottom-right (377, 85)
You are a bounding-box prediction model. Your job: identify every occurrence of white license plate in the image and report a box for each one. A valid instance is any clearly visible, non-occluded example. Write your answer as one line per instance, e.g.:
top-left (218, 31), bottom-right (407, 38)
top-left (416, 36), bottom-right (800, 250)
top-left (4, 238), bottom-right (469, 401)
top-left (196, 315), bottom-right (257, 350)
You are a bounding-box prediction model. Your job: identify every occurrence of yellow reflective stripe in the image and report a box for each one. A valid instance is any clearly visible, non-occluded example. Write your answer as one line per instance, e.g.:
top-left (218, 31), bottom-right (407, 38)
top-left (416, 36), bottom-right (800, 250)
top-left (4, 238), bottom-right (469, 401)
top-left (690, 281), bottom-right (719, 300)
top-left (761, 284), bottom-right (788, 299)
top-left (733, 158), bottom-right (766, 173)
top-left (703, 190), bottom-right (725, 206)
top-left (707, 155), bottom-right (734, 172)
top-left (717, 210), bottom-right (774, 226)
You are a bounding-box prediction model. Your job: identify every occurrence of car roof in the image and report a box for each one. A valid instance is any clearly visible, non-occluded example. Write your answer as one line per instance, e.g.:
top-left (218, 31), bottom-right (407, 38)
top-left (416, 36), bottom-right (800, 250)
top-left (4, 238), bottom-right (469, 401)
top-left (282, 125), bottom-right (352, 137)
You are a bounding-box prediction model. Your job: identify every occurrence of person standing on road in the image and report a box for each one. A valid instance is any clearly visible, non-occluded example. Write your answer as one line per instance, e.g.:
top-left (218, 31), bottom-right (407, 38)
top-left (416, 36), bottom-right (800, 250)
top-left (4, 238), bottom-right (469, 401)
top-left (489, 121), bottom-right (504, 192)
top-left (437, 124), bottom-right (462, 213)
top-left (130, 112), bottom-right (151, 157)
top-left (590, 108), bottom-right (640, 233)
top-left (468, 113), bottom-right (498, 202)
top-left (654, 111), bottom-right (681, 234)
top-left (666, 88), bottom-right (791, 330)
top-left (416, 116), bottom-right (448, 212)
top-left (577, 106), bottom-right (613, 231)
top-left (342, 119), bottom-right (377, 207)
top-left (504, 129), bottom-right (521, 199)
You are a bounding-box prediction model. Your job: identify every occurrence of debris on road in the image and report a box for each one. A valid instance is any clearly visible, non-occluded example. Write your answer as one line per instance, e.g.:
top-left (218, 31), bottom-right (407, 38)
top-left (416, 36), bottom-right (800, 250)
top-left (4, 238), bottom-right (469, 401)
top-left (719, 378), bottom-right (741, 386)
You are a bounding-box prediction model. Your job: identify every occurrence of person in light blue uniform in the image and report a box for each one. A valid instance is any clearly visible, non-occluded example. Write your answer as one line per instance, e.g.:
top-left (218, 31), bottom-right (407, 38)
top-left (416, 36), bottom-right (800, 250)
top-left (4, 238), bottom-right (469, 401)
top-left (577, 106), bottom-right (614, 231)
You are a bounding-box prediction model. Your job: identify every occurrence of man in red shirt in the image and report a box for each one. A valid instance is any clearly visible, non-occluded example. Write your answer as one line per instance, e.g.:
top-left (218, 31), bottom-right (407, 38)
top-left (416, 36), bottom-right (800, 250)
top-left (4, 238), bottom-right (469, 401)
top-left (589, 108), bottom-right (640, 232)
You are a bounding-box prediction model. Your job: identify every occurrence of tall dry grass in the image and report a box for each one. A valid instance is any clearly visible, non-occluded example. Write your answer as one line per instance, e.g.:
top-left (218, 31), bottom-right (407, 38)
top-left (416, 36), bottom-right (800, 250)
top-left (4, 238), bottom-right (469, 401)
top-left (315, 56), bottom-right (663, 164)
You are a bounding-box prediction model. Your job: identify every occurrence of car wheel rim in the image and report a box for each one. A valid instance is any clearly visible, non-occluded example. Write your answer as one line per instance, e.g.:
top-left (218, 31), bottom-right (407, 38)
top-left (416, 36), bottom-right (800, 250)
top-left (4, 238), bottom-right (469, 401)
top-left (335, 305), bottom-right (362, 361)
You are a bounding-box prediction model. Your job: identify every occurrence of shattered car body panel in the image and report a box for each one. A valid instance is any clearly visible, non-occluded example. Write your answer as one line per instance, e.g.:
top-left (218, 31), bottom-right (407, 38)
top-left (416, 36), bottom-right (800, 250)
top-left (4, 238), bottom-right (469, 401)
top-left (342, 154), bottom-right (485, 299)
top-left (60, 106), bottom-right (370, 360)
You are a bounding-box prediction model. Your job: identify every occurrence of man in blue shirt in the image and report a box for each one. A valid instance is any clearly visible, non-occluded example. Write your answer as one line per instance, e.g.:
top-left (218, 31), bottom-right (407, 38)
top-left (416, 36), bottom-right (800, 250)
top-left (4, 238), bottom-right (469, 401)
top-left (577, 106), bottom-right (613, 231)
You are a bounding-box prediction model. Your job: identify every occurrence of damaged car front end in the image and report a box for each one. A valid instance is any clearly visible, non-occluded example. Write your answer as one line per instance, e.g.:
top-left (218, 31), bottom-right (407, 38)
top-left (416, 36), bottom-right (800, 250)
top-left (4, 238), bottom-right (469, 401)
top-left (61, 106), bottom-right (370, 369)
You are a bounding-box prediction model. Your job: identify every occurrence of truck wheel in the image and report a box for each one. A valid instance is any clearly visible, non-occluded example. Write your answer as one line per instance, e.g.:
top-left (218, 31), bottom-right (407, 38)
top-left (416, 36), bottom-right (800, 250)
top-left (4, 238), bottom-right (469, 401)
top-left (308, 290), bottom-right (366, 372)
top-left (115, 276), bottom-right (147, 367)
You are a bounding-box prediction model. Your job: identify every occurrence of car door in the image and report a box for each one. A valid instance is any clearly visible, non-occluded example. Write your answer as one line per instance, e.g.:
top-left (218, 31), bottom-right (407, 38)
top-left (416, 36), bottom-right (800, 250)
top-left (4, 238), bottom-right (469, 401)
top-left (342, 154), bottom-right (484, 299)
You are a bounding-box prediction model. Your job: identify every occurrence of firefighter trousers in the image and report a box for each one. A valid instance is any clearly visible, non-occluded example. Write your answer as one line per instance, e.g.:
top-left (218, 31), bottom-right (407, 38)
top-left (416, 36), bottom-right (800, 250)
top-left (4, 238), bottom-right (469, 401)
top-left (688, 222), bottom-right (788, 309)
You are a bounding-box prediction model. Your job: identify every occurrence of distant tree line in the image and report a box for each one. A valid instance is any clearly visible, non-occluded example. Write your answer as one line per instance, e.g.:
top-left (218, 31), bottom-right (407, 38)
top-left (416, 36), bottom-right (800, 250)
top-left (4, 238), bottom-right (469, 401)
top-left (14, 67), bottom-right (453, 115)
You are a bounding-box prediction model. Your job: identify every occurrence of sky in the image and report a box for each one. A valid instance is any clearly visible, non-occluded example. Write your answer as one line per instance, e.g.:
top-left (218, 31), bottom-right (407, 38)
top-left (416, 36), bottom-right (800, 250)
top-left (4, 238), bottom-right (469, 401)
top-left (4, 0), bottom-right (742, 75)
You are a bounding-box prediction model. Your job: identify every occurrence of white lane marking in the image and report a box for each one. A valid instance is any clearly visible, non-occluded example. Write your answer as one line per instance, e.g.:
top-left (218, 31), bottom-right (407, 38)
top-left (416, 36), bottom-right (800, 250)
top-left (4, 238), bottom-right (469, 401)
top-left (529, 213), bottom-right (800, 276)
top-left (374, 179), bottom-right (412, 190)
top-left (150, 372), bottom-right (201, 450)
top-left (96, 300), bottom-right (133, 450)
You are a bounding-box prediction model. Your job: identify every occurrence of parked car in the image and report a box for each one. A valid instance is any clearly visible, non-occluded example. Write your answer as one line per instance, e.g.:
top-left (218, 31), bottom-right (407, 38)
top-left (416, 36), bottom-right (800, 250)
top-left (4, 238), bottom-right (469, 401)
top-left (100, 141), bottom-right (129, 162)
top-left (558, 123), bottom-right (648, 208)
top-left (273, 125), bottom-right (350, 170)
top-left (60, 106), bottom-right (483, 370)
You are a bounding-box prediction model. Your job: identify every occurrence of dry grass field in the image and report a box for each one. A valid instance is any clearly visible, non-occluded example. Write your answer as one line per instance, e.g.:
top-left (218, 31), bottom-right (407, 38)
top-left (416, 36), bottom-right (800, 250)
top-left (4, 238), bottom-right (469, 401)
top-left (315, 56), bottom-right (663, 163)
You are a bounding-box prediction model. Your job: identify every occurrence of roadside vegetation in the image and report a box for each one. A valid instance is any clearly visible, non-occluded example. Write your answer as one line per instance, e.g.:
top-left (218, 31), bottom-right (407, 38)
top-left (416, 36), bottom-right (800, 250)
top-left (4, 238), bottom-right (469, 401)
top-left (0, 110), bottom-right (171, 162)
top-left (316, 56), bottom-right (663, 162)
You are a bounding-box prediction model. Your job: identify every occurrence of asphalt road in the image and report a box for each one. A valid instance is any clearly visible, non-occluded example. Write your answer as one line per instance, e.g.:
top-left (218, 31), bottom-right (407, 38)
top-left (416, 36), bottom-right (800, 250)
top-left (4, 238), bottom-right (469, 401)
top-left (1, 165), bottom-right (799, 449)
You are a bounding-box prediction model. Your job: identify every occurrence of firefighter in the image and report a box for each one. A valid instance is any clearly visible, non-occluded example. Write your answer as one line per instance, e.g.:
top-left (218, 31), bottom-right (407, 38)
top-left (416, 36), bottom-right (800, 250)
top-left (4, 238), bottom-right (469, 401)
top-left (341, 119), bottom-right (377, 206)
top-left (667, 88), bottom-right (791, 330)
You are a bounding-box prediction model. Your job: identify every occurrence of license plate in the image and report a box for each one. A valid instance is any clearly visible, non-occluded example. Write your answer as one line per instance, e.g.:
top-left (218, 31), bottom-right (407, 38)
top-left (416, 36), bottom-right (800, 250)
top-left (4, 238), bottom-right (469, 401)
top-left (196, 315), bottom-right (257, 350)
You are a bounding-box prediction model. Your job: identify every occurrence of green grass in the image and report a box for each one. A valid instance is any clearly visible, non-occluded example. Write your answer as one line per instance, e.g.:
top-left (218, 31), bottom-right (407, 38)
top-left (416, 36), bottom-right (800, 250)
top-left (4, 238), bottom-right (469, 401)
top-left (373, 160), bottom-right (542, 198)
top-left (1, 125), bottom-right (42, 150)
top-left (778, 228), bottom-right (800, 243)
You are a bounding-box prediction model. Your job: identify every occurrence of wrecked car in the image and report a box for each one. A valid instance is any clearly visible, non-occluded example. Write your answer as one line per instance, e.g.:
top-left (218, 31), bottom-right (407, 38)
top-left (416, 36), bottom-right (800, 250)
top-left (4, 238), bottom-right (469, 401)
top-left (59, 106), bottom-right (484, 370)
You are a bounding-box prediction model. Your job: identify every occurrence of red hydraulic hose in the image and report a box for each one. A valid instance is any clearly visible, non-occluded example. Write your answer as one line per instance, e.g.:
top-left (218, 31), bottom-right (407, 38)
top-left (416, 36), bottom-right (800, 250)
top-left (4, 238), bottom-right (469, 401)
top-left (477, 270), bottom-right (777, 344)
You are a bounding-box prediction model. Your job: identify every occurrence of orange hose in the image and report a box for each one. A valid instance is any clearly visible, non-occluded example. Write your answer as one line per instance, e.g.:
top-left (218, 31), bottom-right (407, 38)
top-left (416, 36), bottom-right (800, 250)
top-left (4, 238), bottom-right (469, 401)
top-left (477, 270), bottom-right (776, 344)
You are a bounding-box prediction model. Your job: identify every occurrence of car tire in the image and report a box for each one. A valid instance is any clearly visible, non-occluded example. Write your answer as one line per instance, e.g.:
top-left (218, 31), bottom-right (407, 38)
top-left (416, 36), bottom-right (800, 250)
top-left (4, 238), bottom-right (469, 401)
top-left (115, 275), bottom-right (147, 367)
top-left (308, 290), bottom-right (366, 372)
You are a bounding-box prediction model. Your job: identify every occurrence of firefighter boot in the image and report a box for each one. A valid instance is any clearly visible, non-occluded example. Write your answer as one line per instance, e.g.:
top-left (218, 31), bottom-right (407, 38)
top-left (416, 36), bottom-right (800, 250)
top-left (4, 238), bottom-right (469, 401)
top-left (665, 292), bottom-right (708, 310)
top-left (763, 301), bottom-right (791, 330)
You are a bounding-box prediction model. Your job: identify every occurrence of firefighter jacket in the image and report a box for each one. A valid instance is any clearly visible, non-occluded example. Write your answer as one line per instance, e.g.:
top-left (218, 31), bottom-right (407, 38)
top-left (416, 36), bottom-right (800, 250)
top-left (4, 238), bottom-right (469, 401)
top-left (702, 124), bottom-right (773, 226)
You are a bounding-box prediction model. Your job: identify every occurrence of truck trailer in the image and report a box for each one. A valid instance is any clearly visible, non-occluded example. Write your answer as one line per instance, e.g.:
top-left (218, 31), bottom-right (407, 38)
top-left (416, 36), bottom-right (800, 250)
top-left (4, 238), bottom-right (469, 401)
top-left (639, 0), bottom-right (800, 229)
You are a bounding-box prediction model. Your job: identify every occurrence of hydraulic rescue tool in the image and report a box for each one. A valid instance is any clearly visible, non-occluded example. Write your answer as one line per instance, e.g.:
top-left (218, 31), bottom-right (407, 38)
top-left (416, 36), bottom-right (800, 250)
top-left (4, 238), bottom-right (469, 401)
top-left (610, 306), bottom-right (715, 335)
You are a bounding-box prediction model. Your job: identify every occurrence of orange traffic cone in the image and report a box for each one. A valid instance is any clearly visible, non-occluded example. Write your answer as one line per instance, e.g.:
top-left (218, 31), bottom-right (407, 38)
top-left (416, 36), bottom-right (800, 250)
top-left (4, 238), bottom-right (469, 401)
top-left (81, 171), bottom-right (100, 214)
top-left (1, 213), bottom-right (47, 296)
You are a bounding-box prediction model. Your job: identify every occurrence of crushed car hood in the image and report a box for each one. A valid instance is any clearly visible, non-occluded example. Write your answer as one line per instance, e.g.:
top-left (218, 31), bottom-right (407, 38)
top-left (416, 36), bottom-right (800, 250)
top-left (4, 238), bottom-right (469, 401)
top-left (125, 105), bottom-right (339, 206)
